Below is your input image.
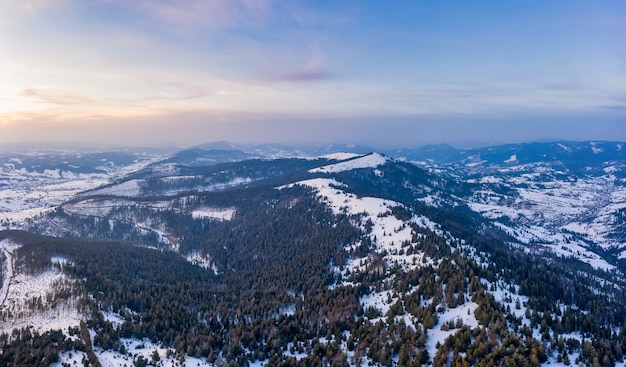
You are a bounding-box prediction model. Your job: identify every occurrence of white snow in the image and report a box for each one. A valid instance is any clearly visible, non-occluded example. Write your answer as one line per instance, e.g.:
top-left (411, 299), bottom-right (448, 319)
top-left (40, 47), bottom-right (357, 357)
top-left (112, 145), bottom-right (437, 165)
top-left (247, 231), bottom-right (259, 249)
top-left (309, 153), bottom-right (388, 173)
top-left (51, 255), bottom-right (72, 266)
top-left (504, 154), bottom-right (517, 163)
top-left (0, 239), bottom-right (21, 312)
top-left (101, 310), bottom-right (126, 329)
top-left (0, 303), bottom-right (83, 336)
top-left (544, 242), bottom-right (615, 271)
top-left (360, 290), bottom-right (394, 318)
top-left (191, 207), bottom-right (236, 221)
top-left (0, 172), bottom-right (109, 229)
top-left (63, 198), bottom-right (137, 217)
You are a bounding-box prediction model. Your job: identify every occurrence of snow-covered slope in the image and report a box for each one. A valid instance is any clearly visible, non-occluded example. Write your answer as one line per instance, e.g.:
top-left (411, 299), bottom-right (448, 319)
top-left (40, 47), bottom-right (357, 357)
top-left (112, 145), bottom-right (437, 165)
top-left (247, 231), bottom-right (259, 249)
top-left (0, 240), bottom-right (82, 335)
top-left (309, 153), bottom-right (389, 173)
top-left (285, 177), bottom-right (443, 274)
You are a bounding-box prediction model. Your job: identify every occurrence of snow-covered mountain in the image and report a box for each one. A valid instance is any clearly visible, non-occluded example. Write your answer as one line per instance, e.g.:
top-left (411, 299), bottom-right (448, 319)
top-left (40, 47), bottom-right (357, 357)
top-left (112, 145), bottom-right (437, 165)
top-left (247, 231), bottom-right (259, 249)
top-left (3, 141), bottom-right (625, 274)
top-left (1, 141), bottom-right (625, 367)
top-left (7, 142), bottom-right (626, 272)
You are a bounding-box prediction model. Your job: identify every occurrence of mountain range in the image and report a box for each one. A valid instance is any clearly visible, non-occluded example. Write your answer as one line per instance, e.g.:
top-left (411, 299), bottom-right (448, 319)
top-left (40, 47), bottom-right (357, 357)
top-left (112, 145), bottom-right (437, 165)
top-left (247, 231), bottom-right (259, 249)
top-left (0, 140), bottom-right (625, 367)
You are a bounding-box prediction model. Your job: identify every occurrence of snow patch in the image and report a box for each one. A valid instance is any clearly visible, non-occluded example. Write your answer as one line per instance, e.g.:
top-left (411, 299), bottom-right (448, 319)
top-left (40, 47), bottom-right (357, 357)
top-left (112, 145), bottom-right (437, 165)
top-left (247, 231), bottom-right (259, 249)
top-left (426, 301), bottom-right (479, 362)
top-left (557, 143), bottom-right (572, 152)
top-left (361, 290), bottom-right (394, 317)
top-left (191, 207), bottom-right (236, 221)
top-left (51, 255), bottom-right (73, 266)
top-left (590, 142), bottom-right (603, 154)
top-left (185, 251), bottom-right (219, 274)
top-left (544, 242), bottom-right (615, 271)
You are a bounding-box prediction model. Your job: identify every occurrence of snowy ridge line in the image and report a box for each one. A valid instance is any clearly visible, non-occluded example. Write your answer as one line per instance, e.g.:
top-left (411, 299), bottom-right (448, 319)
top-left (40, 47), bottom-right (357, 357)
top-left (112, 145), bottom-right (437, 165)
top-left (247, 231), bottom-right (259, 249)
top-left (66, 197), bottom-right (237, 221)
top-left (309, 152), bottom-right (389, 174)
top-left (319, 152), bottom-right (363, 161)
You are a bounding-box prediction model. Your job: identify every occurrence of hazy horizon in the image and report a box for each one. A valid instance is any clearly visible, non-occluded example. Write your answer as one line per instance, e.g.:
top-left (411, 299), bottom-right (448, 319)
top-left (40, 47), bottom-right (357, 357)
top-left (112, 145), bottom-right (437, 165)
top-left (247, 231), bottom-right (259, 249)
top-left (2, 136), bottom-right (626, 155)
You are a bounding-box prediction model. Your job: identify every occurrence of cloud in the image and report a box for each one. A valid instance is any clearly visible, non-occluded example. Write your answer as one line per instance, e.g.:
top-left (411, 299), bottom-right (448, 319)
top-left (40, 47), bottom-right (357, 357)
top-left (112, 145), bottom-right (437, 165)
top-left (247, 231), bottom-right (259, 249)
top-left (22, 87), bottom-right (94, 105)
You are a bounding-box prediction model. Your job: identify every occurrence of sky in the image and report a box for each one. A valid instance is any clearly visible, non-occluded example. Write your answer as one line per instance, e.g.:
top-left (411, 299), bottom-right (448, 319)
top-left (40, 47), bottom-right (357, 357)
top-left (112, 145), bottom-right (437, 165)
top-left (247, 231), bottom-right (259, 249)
top-left (1, 0), bottom-right (625, 148)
